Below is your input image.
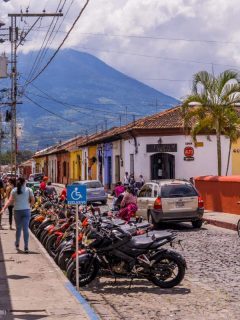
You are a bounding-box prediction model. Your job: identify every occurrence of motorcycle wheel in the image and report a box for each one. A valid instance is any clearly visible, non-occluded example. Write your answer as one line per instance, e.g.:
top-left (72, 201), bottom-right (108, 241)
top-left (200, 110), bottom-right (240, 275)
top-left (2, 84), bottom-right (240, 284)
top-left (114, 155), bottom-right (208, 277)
top-left (40, 229), bottom-right (49, 244)
top-left (58, 250), bottom-right (74, 271)
top-left (67, 256), bottom-right (99, 287)
top-left (29, 220), bottom-right (41, 234)
top-left (149, 251), bottom-right (186, 288)
top-left (237, 219), bottom-right (240, 237)
top-left (46, 234), bottom-right (58, 258)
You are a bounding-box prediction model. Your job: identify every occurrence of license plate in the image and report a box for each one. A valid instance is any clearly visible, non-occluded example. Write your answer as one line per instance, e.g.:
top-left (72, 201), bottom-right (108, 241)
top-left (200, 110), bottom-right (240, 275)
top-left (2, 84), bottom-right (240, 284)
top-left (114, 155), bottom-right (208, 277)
top-left (176, 201), bottom-right (184, 208)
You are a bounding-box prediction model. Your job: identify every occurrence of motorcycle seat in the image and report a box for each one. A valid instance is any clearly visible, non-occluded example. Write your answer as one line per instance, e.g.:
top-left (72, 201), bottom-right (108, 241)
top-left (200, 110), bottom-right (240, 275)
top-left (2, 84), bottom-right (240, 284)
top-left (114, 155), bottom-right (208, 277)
top-left (127, 235), bottom-right (154, 248)
top-left (147, 230), bottom-right (172, 241)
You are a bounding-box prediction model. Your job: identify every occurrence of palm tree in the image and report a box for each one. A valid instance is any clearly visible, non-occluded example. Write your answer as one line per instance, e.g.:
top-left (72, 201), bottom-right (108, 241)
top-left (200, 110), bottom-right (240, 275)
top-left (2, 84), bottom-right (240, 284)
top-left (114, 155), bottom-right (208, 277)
top-left (182, 70), bottom-right (240, 176)
top-left (224, 109), bottom-right (240, 175)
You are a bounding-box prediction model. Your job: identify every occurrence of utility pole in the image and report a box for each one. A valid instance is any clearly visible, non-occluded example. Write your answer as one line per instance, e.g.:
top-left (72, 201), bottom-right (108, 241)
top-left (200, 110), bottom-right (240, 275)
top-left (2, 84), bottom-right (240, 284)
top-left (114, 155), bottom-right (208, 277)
top-left (104, 119), bottom-right (107, 131)
top-left (125, 106), bottom-right (128, 125)
top-left (0, 112), bottom-right (2, 173)
top-left (119, 114), bottom-right (122, 127)
top-left (8, 12), bottom-right (63, 177)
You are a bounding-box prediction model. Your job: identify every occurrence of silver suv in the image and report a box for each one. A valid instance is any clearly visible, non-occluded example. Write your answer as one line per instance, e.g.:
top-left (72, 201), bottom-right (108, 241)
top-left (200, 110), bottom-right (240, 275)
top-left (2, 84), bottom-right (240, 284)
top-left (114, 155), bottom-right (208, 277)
top-left (137, 180), bottom-right (204, 228)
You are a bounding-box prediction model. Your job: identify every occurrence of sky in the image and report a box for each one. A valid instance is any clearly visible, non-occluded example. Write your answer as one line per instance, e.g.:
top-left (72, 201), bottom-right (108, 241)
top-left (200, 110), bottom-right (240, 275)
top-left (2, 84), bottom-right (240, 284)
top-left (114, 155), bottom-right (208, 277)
top-left (1, 0), bottom-right (240, 100)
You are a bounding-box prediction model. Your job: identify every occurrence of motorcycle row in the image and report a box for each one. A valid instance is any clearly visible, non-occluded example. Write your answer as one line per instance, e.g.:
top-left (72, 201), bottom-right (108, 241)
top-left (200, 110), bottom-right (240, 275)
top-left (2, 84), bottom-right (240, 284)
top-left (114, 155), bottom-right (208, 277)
top-left (29, 194), bottom-right (187, 289)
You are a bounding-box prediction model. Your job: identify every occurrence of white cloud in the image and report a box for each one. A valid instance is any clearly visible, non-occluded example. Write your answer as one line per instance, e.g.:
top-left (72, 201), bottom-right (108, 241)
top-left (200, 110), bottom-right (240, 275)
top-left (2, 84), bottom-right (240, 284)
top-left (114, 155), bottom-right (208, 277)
top-left (1, 0), bottom-right (240, 100)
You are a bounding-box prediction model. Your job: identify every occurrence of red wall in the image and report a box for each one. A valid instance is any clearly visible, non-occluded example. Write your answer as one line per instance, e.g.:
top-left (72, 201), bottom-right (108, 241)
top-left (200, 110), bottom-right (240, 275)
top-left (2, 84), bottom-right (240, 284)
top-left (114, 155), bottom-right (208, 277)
top-left (195, 176), bottom-right (240, 215)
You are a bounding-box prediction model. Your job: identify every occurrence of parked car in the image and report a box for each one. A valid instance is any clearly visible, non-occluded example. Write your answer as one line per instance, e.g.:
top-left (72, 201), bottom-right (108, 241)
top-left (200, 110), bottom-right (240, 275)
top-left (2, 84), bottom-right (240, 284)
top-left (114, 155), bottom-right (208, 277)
top-left (137, 179), bottom-right (204, 228)
top-left (2, 172), bottom-right (20, 181)
top-left (72, 180), bottom-right (107, 205)
top-left (26, 181), bottom-right (40, 192)
top-left (28, 173), bottom-right (44, 182)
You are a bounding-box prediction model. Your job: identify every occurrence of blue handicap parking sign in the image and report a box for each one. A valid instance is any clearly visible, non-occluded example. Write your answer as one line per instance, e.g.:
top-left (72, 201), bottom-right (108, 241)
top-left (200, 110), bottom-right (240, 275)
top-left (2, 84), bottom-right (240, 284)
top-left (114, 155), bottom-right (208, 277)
top-left (67, 185), bottom-right (87, 205)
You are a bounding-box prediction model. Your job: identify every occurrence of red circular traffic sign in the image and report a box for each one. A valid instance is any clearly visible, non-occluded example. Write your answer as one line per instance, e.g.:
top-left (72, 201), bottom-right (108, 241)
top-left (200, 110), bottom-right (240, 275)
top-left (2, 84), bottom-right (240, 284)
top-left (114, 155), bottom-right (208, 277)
top-left (184, 146), bottom-right (194, 157)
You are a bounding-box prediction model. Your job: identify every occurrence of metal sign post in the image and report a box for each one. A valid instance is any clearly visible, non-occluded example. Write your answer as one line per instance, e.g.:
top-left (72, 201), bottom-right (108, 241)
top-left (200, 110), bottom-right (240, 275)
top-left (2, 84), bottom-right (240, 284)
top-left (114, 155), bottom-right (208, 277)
top-left (75, 204), bottom-right (79, 291)
top-left (67, 185), bottom-right (87, 291)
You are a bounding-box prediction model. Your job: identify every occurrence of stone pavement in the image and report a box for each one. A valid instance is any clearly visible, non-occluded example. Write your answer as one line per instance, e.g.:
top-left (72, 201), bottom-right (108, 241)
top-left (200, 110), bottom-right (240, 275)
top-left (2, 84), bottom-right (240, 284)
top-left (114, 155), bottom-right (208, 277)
top-left (0, 216), bottom-right (98, 320)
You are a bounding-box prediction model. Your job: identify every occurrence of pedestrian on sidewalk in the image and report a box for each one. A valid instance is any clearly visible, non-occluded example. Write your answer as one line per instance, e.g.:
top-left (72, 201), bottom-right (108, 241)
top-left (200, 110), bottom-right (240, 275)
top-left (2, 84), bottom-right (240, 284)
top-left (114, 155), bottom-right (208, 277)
top-left (123, 172), bottom-right (129, 187)
top-left (5, 178), bottom-right (16, 230)
top-left (40, 176), bottom-right (48, 194)
top-left (0, 178), bottom-right (5, 230)
top-left (0, 177), bottom-right (35, 253)
top-left (45, 181), bottom-right (57, 198)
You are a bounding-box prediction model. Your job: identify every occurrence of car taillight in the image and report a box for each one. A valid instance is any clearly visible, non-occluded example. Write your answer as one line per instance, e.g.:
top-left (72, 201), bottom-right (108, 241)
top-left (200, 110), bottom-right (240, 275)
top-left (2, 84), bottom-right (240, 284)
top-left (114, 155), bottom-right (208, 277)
top-left (154, 197), bottom-right (162, 210)
top-left (198, 196), bottom-right (204, 208)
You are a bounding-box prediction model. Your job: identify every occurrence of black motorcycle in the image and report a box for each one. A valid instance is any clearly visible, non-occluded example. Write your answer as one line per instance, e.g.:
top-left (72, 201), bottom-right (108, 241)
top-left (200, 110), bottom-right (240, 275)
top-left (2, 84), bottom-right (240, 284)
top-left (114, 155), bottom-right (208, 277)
top-left (67, 221), bottom-right (186, 288)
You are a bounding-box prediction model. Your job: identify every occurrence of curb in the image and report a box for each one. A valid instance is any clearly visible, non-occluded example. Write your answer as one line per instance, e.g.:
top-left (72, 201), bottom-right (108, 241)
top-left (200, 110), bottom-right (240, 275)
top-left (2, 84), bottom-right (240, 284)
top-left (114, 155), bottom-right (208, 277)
top-left (29, 232), bottom-right (100, 320)
top-left (203, 218), bottom-right (237, 231)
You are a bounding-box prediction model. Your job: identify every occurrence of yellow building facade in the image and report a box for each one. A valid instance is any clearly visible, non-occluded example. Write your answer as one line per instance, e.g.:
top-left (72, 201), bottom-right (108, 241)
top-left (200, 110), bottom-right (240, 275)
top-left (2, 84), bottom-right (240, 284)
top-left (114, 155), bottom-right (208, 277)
top-left (232, 140), bottom-right (240, 175)
top-left (35, 156), bottom-right (46, 174)
top-left (69, 149), bottom-right (82, 183)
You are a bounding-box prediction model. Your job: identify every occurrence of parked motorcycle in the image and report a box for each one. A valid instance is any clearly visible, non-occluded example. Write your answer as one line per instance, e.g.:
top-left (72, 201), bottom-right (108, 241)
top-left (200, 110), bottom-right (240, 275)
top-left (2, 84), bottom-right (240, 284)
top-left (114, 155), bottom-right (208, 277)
top-left (67, 219), bottom-right (186, 288)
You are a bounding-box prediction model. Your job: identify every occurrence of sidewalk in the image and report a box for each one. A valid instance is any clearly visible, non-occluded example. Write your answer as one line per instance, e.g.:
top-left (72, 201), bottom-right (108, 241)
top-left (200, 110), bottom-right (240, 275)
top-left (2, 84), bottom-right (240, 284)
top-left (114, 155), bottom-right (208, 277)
top-left (0, 216), bottom-right (99, 320)
top-left (203, 210), bottom-right (239, 231)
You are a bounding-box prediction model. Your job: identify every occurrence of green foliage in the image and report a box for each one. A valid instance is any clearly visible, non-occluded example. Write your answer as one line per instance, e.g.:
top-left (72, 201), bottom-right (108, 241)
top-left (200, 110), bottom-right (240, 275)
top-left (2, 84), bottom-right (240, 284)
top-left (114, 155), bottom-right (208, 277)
top-left (0, 150), bottom-right (33, 165)
top-left (182, 69), bottom-right (240, 176)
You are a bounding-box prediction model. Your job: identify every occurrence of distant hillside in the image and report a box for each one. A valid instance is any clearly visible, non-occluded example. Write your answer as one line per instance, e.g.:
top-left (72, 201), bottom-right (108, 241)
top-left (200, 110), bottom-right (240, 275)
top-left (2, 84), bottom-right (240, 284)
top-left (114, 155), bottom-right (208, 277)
top-left (4, 49), bottom-right (179, 150)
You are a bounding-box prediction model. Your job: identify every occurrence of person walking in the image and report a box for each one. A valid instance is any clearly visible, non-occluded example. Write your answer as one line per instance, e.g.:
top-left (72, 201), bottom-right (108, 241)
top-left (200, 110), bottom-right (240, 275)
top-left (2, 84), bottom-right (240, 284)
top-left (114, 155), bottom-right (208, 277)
top-left (123, 172), bottom-right (129, 187)
top-left (0, 178), bottom-right (5, 230)
top-left (5, 178), bottom-right (16, 230)
top-left (0, 177), bottom-right (35, 253)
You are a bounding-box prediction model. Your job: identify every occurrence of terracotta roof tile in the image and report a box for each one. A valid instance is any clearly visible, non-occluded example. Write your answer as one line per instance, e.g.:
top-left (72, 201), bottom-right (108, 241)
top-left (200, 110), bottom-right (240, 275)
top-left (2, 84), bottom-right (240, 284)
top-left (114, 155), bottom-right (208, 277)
top-left (34, 106), bottom-right (185, 157)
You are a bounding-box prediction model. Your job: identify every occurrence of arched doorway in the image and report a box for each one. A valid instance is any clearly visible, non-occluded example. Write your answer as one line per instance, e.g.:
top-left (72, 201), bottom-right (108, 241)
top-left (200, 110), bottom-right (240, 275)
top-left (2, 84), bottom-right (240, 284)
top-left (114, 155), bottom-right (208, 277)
top-left (150, 153), bottom-right (175, 180)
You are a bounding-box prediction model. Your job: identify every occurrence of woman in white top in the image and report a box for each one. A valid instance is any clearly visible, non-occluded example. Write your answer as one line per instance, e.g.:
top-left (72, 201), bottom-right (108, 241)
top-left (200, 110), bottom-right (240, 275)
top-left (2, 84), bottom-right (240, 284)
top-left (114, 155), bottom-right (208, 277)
top-left (1, 177), bottom-right (35, 253)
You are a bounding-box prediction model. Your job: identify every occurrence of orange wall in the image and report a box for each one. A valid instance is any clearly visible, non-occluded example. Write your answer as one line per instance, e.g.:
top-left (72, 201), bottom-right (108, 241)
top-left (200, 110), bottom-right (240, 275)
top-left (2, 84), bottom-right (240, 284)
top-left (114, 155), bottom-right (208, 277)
top-left (195, 176), bottom-right (240, 215)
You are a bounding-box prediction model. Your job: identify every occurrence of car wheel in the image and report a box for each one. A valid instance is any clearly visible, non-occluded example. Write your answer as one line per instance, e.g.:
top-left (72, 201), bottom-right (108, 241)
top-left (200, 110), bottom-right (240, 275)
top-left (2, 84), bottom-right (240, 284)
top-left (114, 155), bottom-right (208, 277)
top-left (237, 219), bottom-right (240, 237)
top-left (148, 211), bottom-right (158, 229)
top-left (192, 219), bottom-right (203, 229)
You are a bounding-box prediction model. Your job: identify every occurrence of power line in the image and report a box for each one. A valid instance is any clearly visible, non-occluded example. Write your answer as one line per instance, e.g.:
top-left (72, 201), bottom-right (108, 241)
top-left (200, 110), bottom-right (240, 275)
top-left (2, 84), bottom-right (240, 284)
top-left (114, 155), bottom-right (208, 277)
top-left (76, 32), bottom-right (240, 46)
top-left (20, 75), bottom-right (177, 116)
top-left (26, 1), bottom-right (64, 84)
top-left (24, 94), bottom-right (89, 128)
top-left (24, 0), bottom-right (91, 88)
top-left (78, 45), bottom-right (240, 69)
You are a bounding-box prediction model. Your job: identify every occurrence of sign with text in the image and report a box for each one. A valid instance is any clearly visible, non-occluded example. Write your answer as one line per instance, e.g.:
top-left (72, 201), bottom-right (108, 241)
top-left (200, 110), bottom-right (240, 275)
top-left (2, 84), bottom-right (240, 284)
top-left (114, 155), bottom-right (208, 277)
top-left (146, 144), bottom-right (177, 153)
top-left (67, 185), bottom-right (87, 205)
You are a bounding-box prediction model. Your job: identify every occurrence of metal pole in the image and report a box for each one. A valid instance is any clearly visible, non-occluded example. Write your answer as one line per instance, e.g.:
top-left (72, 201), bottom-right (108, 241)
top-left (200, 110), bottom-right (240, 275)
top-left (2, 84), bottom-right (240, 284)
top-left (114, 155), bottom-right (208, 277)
top-left (75, 204), bottom-right (79, 291)
top-left (10, 16), bottom-right (17, 177)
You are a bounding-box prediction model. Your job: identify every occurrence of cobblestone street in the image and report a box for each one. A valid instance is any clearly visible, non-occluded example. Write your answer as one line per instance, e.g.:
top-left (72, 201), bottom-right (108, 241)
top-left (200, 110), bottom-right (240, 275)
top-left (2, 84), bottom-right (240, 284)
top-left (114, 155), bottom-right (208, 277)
top-left (79, 223), bottom-right (240, 320)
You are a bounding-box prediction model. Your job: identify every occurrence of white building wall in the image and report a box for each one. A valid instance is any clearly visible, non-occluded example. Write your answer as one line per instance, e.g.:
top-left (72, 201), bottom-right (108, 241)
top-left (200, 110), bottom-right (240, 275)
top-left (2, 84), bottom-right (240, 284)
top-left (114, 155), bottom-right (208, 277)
top-left (48, 155), bottom-right (57, 183)
top-left (112, 140), bottom-right (125, 184)
top-left (123, 135), bottom-right (231, 181)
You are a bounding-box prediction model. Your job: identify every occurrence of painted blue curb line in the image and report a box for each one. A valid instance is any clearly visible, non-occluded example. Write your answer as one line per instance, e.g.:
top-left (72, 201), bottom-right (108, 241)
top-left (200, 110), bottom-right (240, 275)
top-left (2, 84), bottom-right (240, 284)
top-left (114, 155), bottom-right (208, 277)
top-left (65, 282), bottom-right (100, 320)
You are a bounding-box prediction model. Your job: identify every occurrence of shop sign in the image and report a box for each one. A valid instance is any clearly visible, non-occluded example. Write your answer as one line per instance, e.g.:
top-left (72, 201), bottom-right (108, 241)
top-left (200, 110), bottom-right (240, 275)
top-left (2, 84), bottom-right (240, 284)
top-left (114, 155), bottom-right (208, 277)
top-left (184, 156), bottom-right (194, 161)
top-left (146, 144), bottom-right (177, 153)
top-left (195, 141), bottom-right (204, 147)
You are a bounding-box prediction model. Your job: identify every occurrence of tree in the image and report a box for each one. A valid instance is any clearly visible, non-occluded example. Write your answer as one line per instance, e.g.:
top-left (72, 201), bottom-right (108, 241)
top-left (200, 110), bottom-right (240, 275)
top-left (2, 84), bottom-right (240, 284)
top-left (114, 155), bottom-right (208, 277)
top-left (223, 110), bottom-right (240, 175)
top-left (182, 70), bottom-right (240, 176)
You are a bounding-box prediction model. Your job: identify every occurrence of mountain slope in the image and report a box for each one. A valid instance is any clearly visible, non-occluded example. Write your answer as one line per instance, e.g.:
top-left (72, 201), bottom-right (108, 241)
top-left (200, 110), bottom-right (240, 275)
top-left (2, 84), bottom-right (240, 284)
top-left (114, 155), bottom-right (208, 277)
top-left (14, 49), bottom-right (179, 149)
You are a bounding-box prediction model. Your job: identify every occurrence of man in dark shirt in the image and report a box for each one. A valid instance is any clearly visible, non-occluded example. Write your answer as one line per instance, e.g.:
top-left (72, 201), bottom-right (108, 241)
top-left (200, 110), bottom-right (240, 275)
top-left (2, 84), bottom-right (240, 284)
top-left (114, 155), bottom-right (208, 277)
top-left (45, 181), bottom-right (57, 198)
